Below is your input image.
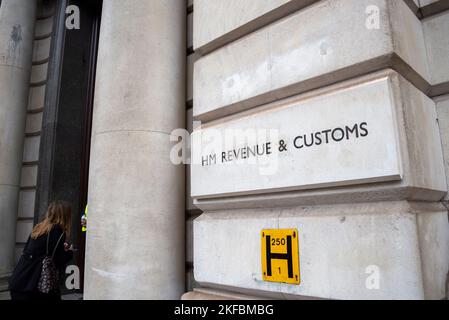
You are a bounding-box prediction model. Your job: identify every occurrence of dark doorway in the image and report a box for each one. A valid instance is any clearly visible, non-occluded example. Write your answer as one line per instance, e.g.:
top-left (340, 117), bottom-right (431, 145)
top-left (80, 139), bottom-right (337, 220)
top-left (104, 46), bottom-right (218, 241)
top-left (35, 0), bottom-right (102, 293)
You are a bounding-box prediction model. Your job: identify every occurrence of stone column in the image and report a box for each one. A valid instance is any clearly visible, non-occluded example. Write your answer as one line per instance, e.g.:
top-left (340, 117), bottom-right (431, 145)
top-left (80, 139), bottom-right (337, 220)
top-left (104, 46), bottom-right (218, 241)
top-left (0, 0), bottom-right (36, 285)
top-left (84, 0), bottom-right (186, 299)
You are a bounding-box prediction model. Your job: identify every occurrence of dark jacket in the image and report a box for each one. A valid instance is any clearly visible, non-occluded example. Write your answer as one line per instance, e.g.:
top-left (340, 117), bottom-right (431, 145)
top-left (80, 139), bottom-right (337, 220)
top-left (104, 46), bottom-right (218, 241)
top-left (8, 225), bottom-right (73, 293)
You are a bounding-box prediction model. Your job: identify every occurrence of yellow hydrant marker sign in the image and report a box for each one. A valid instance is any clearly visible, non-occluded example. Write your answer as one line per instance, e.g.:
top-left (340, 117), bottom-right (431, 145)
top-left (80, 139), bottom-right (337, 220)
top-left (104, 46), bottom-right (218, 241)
top-left (261, 229), bottom-right (300, 285)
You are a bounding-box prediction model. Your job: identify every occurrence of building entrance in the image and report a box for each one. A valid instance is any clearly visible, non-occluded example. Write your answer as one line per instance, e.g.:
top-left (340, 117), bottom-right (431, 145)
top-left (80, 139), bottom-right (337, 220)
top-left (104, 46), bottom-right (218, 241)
top-left (34, 0), bottom-right (102, 293)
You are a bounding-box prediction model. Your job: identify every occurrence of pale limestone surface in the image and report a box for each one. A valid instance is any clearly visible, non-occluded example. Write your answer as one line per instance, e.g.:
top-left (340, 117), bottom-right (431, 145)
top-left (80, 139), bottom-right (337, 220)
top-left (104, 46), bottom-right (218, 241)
top-left (27, 85), bottom-right (45, 111)
top-left (194, 0), bottom-right (290, 49)
top-left (30, 62), bottom-right (48, 84)
top-left (0, 291), bottom-right (11, 300)
top-left (194, 0), bottom-right (320, 53)
top-left (20, 165), bottom-right (37, 188)
top-left (187, 53), bottom-right (199, 103)
top-left (191, 70), bottom-right (447, 206)
top-left (34, 16), bottom-right (53, 38)
top-left (17, 189), bottom-right (35, 219)
top-left (423, 10), bottom-right (449, 85)
top-left (186, 108), bottom-right (198, 212)
top-left (194, 0), bottom-right (430, 121)
top-left (84, 0), bottom-right (186, 300)
top-left (25, 112), bottom-right (43, 134)
top-left (420, 0), bottom-right (439, 6)
top-left (22, 136), bottom-right (40, 163)
top-left (416, 210), bottom-right (449, 299)
top-left (194, 201), bottom-right (449, 300)
top-left (0, 0), bottom-right (36, 279)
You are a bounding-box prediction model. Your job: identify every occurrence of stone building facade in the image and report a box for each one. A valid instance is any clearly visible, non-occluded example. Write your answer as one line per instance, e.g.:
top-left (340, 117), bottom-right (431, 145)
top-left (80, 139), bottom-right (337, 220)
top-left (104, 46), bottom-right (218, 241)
top-left (1, 0), bottom-right (449, 300)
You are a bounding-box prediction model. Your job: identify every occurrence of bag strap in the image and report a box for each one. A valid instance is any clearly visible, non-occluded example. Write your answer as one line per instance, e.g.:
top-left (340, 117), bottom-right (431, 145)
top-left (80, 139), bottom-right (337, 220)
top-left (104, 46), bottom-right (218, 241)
top-left (24, 236), bottom-right (31, 253)
top-left (45, 230), bottom-right (50, 255)
top-left (45, 227), bottom-right (64, 260)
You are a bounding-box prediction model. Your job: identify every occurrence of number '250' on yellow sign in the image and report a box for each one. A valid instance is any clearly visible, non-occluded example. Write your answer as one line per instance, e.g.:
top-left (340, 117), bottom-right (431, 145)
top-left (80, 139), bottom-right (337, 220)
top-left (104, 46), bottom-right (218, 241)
top-left (261, 229), bottom-right (300, 285)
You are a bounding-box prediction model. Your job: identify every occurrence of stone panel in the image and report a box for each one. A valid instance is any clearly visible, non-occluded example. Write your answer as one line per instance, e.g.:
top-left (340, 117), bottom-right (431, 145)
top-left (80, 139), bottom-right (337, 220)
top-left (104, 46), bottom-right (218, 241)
top-left (194, 0), bottom-right (320, 54)
top-left (17, 189), bottom-right (36, 219)
top-left (187, 53), bottom-right (200, 103)
top-left (20, 165), bottom-right (38, 188)
top-left (15, 220), bottom-right (33, 244)
top-left (193, 0), bottom-right (430, 121)
top-left (32, 37), bottom-right (51, 63)
top-left (22, 136), bottom-right (40, 163)
top-left (25, 112), bottom-right (43, 134)
top-left (423, 10), bottom-right (449, 88)
top-left (420, 0), bottom-right (439, 6)
top-left (194, 201), bottom-right (449, 300)
top-left (28, 85), bottom-right (46, 111)
top-left (186, 216), bottom-right (195, 264)
top-left (435, 94), bottom-right (449, 199)
top-left (191, 70), bottom-right (446, 206)
top-left (416, 210), bottom-right (449, 300)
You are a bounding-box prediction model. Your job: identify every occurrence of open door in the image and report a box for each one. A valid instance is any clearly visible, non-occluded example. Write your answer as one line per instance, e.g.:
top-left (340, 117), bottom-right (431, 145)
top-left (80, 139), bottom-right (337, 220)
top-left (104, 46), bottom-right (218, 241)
top-left (35, 0), bottom-right (102, 294)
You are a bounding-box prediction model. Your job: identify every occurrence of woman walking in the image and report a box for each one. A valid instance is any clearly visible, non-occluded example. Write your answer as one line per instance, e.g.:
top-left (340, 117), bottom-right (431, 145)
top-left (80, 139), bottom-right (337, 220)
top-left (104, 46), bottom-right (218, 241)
top-left (9, 201), bottom-right (74, 300)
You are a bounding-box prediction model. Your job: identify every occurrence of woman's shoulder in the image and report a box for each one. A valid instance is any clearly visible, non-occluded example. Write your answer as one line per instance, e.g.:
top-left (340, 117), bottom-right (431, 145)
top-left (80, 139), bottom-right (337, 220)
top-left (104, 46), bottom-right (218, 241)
top-left (49, 225), bottom-right (65, 239)
top-left (52, 224), bottom-right (64, 232)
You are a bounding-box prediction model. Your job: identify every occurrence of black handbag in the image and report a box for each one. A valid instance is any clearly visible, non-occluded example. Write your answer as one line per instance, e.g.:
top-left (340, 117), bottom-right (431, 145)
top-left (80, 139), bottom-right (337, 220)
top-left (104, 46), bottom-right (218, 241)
top-left (37, 230), bottom-right (64, 293)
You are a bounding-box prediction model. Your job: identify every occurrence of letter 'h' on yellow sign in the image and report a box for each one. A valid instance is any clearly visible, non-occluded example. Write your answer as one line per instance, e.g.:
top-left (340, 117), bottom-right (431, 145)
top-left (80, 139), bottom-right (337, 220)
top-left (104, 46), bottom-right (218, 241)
top-left (261, 229), bottom-right (300, 285)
